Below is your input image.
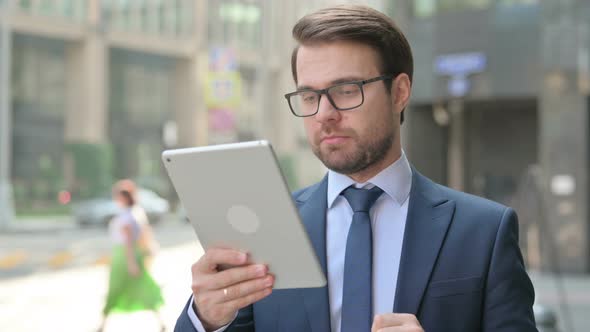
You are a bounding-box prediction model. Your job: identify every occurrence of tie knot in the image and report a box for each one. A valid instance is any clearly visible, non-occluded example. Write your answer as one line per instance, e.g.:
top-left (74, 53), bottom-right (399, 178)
top-left (341, 186), bottom-right (383, 213)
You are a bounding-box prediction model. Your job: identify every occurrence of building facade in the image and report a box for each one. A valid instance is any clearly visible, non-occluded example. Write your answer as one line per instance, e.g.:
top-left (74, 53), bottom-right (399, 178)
top-left (388, 0), bottom-right (590, 272)
top-left (0, 0), bottom-right (386, 222)
top-left (1, 0), bottom-right (206, 215)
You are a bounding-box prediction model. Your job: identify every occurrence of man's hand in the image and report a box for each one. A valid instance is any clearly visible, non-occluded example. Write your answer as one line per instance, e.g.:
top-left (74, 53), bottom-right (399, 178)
top-left (371, 313), bottom-right (424, 332)
top-left (191, 247), bottom-right (274, 331)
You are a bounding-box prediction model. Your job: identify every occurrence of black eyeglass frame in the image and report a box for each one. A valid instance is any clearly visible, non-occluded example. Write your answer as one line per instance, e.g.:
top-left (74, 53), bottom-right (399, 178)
top-left (284, 74), bottom-right (394, 117)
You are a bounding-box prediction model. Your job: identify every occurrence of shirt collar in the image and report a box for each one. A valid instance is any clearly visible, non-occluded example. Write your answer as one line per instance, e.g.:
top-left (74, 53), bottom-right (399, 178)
top-left (327, 151), bottom-right (412, 208)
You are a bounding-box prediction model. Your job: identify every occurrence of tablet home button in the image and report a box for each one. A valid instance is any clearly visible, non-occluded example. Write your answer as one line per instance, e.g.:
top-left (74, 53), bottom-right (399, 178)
top-left (227, 205), bottom-right (260, 234)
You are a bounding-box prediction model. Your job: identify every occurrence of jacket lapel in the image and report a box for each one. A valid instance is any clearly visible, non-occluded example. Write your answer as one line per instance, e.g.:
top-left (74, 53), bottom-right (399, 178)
top-left (393, 170), bottom-right (455, 314)
top-left (295, 176), bottom-right (331, 332)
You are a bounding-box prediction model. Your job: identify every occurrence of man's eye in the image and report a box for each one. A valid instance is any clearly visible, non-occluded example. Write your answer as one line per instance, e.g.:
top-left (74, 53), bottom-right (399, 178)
top-left (334, 86), bottom-right (359, 96)
top-left (300, 93), bottom-right (317, 103)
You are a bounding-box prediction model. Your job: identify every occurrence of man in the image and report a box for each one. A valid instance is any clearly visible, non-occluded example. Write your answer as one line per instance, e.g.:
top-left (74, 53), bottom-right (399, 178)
top-left (175, 5), bottom-right (537, 332)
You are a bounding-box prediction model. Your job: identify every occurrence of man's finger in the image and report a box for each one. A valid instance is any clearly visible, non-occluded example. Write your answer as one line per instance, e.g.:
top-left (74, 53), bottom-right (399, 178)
top-left (374, 327), bottom-right (421, 332)
top-left (373, 313), bottom-right (403, 329)
top-left (220, 274), bottom-right (274, 303)
top-left (372, 313), bottom-right (420, 330)
top-left (206, 264), bottom-right (268, 290)
top-left (195, 248), bottom-right (248, 273)
top-left (225, 286), bottom-right (273, 311)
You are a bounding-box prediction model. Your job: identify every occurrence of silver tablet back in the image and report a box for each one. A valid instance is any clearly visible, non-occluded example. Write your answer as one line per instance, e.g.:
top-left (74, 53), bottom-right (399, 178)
top-left (162, 140), bottom-right (326, 289)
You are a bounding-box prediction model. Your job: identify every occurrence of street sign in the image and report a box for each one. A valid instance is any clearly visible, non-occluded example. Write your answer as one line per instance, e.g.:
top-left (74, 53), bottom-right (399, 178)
top-left (434, 52), bottom-right (487, 76)
top-left (209, 47), bottom-right (238, 72)
top-left (209, 108), bottom-right (236, 132)
top-left (435, 52), bottom-right (486, 97)
top-left (204, 71), bottom-right (242, 109)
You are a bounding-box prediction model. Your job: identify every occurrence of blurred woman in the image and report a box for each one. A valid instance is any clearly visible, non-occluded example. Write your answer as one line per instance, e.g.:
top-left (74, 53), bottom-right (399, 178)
top-left (99, 179), bottom-right (165, 331)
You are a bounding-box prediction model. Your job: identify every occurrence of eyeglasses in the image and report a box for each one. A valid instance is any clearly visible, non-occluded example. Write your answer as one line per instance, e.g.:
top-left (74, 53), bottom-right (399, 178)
top-left (284, 75), bottom-right (393, 117)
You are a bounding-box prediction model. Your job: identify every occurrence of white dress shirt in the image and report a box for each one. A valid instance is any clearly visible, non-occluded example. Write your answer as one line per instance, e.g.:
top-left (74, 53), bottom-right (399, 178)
top-left (188, 152), bottom-right (412, 332)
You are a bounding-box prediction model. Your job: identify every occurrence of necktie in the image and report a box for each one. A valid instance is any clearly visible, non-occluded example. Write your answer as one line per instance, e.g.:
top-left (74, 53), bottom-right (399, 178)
top-left (341, 186), bottom-right (383, 332)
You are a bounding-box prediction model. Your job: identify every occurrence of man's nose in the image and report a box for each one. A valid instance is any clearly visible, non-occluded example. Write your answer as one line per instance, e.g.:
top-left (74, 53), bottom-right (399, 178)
top-left (315, 95), bottom-right (340, 123)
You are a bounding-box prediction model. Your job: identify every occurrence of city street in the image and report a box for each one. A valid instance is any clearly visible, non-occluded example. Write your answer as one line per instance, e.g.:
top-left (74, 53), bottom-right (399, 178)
top-left (0, 218), bottom-right (200, 332)
top-left (1, 217), bottom-right (590, 331)
top-left (2, 1), bottom-right (590, 331)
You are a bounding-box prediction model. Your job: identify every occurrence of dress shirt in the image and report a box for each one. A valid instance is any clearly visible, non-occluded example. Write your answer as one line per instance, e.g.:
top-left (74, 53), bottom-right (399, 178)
top-left (188, 152), bottom-right (412, 332)
top-left (326, 152), bottom-right (412, 332)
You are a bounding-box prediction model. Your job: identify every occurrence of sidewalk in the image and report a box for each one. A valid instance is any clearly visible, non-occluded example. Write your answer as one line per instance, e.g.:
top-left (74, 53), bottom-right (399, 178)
top-left (530, 270), bottom-right (590, 331)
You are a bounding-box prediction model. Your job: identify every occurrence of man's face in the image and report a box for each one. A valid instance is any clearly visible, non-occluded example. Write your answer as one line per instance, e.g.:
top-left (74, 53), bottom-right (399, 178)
top-left (295, 41), bottom-right (399, 177)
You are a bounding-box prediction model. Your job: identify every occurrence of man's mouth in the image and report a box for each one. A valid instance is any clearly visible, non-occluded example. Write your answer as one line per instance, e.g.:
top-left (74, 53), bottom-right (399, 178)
top-left (321, 135), bottom-right (349, 144)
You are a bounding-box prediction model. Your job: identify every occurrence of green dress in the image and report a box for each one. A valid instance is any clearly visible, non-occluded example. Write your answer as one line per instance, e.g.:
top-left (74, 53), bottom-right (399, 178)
top-left (103, 209), bottom-right (164, 315)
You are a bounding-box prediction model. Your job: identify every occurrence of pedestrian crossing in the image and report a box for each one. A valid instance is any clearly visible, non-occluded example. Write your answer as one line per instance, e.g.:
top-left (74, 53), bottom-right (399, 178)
top-left (0, 249), bottom-right (111, 276)
top-left (0, 250), bottom-right (28, 269)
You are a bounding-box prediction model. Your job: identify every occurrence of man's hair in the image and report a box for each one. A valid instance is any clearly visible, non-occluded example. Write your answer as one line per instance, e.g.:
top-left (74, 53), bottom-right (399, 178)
top-left (291, 5), bottom-right (413, 123)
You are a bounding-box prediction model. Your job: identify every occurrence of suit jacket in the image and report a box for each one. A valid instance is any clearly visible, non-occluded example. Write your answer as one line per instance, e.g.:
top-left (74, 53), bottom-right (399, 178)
top-left (175, 170), bottom-right (537, 332)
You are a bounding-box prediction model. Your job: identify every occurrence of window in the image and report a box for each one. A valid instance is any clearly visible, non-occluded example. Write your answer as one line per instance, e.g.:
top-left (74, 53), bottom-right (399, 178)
top-left (438, 0), bottom-right (491, 12)
top-left (497, 0), bottom-right (539, 6)
top-left (103, 0), bottom-right (194, 37)
top-left (211, 1), bottom-right (262, 50)
top-left (16, 0), bottom-right (85, 21)
top-left (414, 0), bottom-right (492, 17)
top-left (415, 0), bottom-right (436, 17)
top-left (11, 36), bottom-right (65, 118)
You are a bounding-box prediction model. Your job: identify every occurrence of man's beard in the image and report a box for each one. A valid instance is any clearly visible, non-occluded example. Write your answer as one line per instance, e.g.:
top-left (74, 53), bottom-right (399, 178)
top-left (312, 127), bottom-right (394, 175)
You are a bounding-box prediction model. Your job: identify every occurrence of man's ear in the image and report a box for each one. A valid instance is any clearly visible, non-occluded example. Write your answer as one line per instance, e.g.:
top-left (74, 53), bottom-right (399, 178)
top-left (391, 73), bottom-right (411, 112)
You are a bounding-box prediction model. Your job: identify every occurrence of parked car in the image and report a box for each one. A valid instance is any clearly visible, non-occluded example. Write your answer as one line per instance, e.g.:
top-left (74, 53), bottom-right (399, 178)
top-left (72, 188), bottom-right (170, 227)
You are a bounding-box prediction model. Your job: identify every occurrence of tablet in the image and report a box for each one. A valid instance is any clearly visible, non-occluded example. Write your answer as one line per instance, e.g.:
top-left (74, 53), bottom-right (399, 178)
top-left (162, 140), bottom-right (326, 289)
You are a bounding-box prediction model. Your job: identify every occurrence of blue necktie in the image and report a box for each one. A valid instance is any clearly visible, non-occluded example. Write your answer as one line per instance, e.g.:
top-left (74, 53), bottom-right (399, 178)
top-left (341, 186), bottom-right (383, 332)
